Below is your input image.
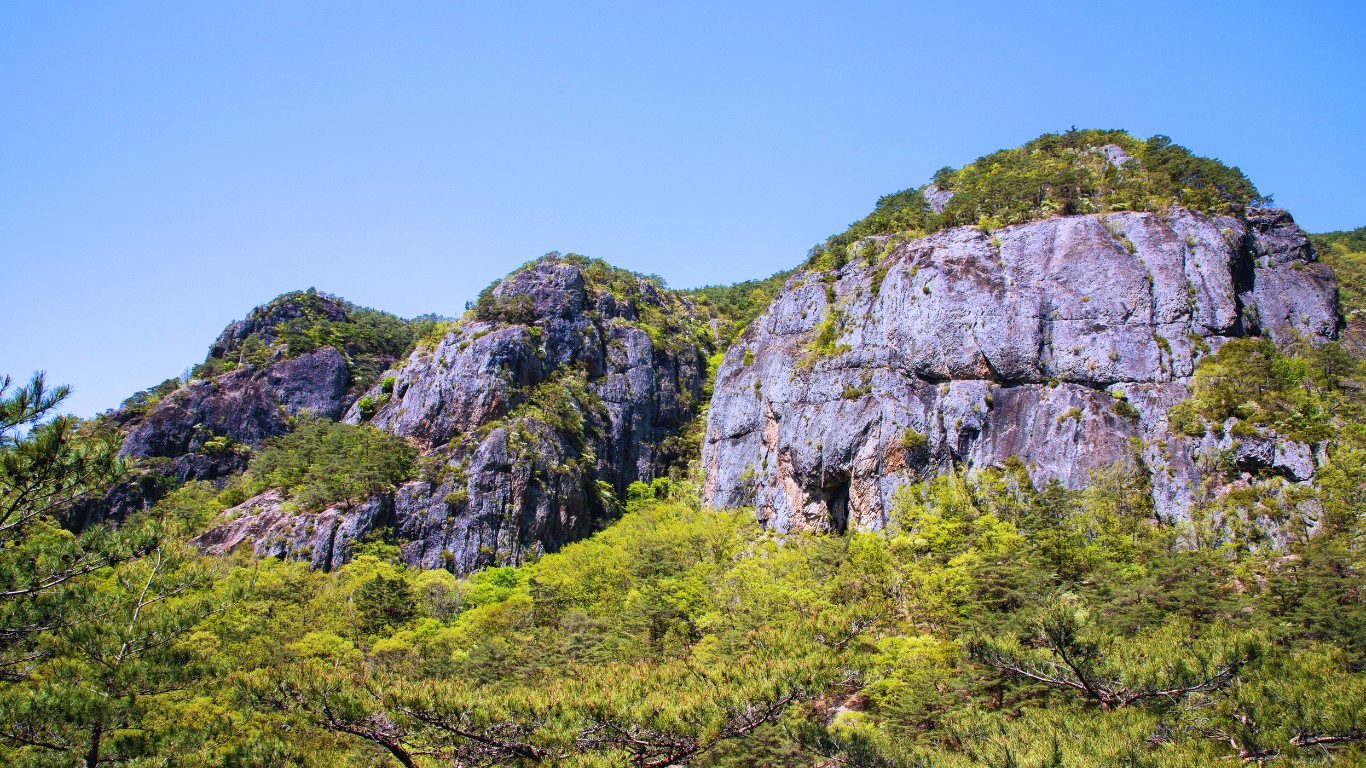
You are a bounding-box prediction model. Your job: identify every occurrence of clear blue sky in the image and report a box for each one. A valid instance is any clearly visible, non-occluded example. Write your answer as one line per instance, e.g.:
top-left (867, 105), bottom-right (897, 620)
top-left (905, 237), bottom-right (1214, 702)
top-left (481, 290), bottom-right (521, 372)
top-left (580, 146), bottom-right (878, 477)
top-left (3, 1), bottom-right (1364, 417)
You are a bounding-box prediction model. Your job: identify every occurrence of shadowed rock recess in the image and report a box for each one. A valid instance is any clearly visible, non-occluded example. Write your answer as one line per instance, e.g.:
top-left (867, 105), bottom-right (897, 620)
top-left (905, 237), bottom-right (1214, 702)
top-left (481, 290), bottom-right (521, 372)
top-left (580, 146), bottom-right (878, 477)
top-left (703, 208), bottom-right (1339, 532)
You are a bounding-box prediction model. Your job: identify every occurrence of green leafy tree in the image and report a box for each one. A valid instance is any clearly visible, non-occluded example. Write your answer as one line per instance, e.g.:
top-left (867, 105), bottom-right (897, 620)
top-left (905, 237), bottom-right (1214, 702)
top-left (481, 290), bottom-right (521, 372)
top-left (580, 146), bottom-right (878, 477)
top-left (0, 544), bottom-right (243, 767)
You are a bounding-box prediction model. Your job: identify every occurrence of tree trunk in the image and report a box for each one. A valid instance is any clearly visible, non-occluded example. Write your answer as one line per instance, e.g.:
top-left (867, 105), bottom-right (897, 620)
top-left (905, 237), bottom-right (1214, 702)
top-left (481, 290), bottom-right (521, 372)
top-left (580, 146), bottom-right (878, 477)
top-left (84, 724), bottom-right (102, 768)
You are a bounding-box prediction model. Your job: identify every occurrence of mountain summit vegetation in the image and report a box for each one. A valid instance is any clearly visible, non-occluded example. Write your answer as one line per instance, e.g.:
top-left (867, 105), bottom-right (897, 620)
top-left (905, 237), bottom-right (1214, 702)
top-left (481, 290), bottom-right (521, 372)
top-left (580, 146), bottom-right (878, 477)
top-left (808, 128), bottom-right (1266, 270)
top-left (1, 130), bottom-right (1364, 767)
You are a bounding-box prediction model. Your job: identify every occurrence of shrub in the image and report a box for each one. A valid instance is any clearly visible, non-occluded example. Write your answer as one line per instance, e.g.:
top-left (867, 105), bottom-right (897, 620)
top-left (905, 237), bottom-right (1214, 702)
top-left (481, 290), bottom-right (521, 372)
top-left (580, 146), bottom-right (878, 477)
top-left (249, 415), bottom-right (417, 511)
top-left (356, 395), bottom-right (378, 420)
top-left (900, 428), bottom-right (928, 454)
top-left (201, 435), bottom-right (239, 456)
top-left (805, 129), bottom-right (1265, 268)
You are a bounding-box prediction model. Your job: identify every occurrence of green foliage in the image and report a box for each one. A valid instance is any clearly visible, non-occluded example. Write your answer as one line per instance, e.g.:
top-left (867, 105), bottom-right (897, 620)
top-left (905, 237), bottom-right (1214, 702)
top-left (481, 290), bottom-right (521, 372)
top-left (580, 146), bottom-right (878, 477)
top-left (807, 129), bottom-right (1266, 268)
top-left (149, 480), bottom-right (224, 536)
top-left (1169, 336), bottom-right (1362, 444)
top-left (685, 269), bottom-right (795, 345)
top-left (0, 545), bottom-right (245, 767)
top-left (103, 377), bottom-right (182, 425)
top-left (1111, 390), bottom-right (1140, 420)
top-left (843, 379), bottom-right (872, 399)
top-left (1312, 230), bottom-right (1366, 331)
top-left (355, 573), bottom-right (417, 635)
top-left (248, 415), bottom-right (417, 511)
top-left (802, 306), bottom-right (851, 366)
top-left (1, 373), bottom-right (130, 656)
top-left (355, 394), bottom-right (378, 420)
top-left (504, 372), bottom-right (599, 447)
top-left (472, 289), bottom-right (536, 325)
top-left (6, 327), bottom-right (1366, 764)
top-left (195, 289), bottom-right (449, 397)
top-left (1310, 225), bottom-right (1366, 255)
top-left (1, 445), bottom-right (1363, 766)
top-left (899, 428), bottom-right (928, 455)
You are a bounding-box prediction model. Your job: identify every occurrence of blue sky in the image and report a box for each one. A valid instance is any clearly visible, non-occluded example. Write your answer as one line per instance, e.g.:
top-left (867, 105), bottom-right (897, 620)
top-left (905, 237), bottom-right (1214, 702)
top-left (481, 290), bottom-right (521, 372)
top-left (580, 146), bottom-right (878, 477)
top-left (3, 1), bottom-right (1364, 417)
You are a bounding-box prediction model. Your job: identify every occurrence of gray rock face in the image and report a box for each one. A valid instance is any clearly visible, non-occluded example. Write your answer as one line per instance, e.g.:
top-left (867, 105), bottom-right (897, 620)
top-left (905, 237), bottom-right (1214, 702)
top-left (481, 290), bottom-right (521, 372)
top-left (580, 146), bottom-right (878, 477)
top-left (923, 184), bottom-right (955, 213)
top-left (190, 490), bottom-right (393, 571)
top-left (120, 346), bottom-right (351, 462)
top-left (263, 347), bottom-right (352, 420)
top-left (342, 258), bottom-right (711, 572)
top-left (703, 208), bottom-right (1339, 532)
top-left (81, 347), bottom-right (355, 527)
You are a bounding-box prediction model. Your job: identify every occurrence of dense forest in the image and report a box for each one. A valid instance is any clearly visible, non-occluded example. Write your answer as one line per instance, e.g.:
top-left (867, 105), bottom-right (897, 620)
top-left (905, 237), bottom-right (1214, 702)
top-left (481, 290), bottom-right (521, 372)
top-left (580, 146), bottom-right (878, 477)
top-left (3, 130), bottom-right (1365, 767)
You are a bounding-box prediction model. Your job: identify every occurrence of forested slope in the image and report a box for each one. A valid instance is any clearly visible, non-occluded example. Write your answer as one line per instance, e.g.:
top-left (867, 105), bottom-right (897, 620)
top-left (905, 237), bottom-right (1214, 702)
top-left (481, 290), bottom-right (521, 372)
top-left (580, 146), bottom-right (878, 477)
top-left (1, 130), bottom-right (1363, 766)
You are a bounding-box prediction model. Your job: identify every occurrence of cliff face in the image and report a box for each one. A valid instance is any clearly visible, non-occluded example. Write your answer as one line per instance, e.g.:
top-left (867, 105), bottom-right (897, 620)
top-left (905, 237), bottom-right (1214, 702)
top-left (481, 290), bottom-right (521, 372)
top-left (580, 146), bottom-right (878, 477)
top-left (339, 257), bottom-right (712, 571)
top-left (101, 259), bottom-right (713, 572)
top-left (702, 208), bottom-right (1339, 532)
top-left (83, 292), bottom-right (405, 527)
top-left (119, 347), bottom-right (350, 470)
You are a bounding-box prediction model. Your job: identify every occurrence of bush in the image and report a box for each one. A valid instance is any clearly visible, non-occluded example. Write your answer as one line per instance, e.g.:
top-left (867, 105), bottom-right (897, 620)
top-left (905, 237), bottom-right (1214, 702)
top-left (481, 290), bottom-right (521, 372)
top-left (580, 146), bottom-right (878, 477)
top-left (806, 129), bottom-right (1266, 267)
top-left (249, 415), bottom-right (417, 511)
top-left (356, 395), bottom-right (378, 420)
top-left (900, 428), bottom-right (928, 454)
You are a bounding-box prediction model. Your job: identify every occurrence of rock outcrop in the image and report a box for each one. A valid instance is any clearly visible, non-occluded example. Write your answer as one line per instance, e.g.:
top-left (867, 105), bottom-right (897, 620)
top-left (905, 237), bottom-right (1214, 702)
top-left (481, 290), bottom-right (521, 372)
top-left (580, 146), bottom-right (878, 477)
top-left (207, 291), bottom-right (352, 361)
top-left (190, 489), bottom-right (394, 571)
top-left (118, 346), bottom-right (350, 478)
top-left (335, 256), bottom-right (713, 571)
top-left (702, 208), bottom-right (1339, 532)
top-left (81, 290), bottom-right (422, 528)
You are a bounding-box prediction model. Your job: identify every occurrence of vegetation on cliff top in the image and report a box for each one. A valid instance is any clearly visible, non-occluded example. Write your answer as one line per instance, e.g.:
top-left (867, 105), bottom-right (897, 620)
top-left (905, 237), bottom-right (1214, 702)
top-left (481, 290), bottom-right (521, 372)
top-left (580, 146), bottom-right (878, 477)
top-left (684, 268), bottom-right (796, 344)
top-left (1313, 227), bottom-right (1366, 337)
top-left (194, 288), bottom-right (448, 397)
top-left (808, 129), bottom-right (1268, 270)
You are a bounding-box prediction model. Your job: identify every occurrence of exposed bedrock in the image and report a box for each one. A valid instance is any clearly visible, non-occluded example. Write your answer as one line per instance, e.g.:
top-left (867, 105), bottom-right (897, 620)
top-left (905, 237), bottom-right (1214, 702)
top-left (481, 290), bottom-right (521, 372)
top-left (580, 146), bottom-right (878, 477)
top-left (118, 346), bottom-right (351, 468)
top-left (702, 208), bottom-right (1339, 532)
top-left (341, 258), bottom-right (711, 572)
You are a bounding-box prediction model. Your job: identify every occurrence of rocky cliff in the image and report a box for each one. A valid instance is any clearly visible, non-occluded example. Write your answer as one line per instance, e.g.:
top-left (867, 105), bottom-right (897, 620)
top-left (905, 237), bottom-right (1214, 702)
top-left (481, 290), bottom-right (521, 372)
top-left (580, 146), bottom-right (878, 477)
top-left (75, 292), bottom-right (419, 527)
top-left (336, 256), bottom-right (713, 571)
top-left (179, 256), bottom-right (715, 572)
top-left (702, 207), bottom-right (1339, 532)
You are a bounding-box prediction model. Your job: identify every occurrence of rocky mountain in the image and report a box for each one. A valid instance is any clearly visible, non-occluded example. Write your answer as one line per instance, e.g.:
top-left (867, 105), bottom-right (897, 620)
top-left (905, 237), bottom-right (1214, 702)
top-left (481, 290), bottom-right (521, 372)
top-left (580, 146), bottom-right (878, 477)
top-left (173, 256), bottom-right (717, 571)
top-left (89, 130), bottom-right (1355, 572)
top-left (335, 256), bottom-right (713, 571)
top-left (72, 291), bottom-right (430, 526)
top-left (703, 207), bottom-right (1338, 532)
